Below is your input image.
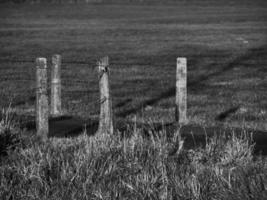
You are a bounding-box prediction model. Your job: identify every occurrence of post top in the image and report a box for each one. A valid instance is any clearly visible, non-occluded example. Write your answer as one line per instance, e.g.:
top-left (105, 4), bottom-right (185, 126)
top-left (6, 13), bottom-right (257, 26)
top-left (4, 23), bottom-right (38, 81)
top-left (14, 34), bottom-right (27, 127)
top-left (177, 57), bottom-right (187, 63)
top-left (53, 54), bottom-right (61, 58)
top-left (52, 54), bottom-right (62, 64)
top-left (97, 56), bottom-right (109, 73)
top-left (98, 56), bottom-right (109, 65)
top-left (36, 58), bottom-right (47, 68)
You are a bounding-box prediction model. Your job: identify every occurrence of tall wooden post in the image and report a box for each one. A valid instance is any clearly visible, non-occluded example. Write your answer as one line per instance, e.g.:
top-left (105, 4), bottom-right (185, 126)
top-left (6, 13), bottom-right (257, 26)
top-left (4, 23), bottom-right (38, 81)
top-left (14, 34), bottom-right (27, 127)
top-left (97, 56), bottom-right (113, 135)
top-left (51, 54), bottom-right (62, 116)
top-left (175, 57), bottom-right (187, 124)
top-left (36, 58), bottom-right (49, 140)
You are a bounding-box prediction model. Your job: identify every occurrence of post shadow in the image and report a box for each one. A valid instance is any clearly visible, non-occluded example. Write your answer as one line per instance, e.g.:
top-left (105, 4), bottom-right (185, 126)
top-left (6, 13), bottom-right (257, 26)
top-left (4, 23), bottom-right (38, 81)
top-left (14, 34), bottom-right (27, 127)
top-left (20, 115), bottom-right (99, 138)
top-left (117, 44), bottom-right (267, 118)
top-left (215, 106), bottom-right (240, 121)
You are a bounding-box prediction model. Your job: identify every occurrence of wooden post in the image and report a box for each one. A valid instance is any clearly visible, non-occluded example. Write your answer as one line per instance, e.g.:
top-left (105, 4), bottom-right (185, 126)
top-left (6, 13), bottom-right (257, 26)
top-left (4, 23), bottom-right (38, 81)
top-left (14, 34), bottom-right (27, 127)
top-left (51, 54), bottom-right (62, 116)
top-left (175, 57), bottom-right (187, 124)
top-left (36, 58), bottom-right (49, 140)
top-left (97, 56), bottom-right (113, 135)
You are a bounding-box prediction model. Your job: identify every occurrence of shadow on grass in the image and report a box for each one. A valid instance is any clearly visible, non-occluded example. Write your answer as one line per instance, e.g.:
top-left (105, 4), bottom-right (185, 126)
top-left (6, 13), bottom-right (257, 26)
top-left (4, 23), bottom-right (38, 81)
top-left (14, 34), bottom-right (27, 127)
top-left (117, 44), bottom-right (267, 118)
top-left (14, 44), bottom-right (267, 155)
top-left (13, 96), bottom-right (35, 107)
top-left (19, 113), bottom-right (267, 155)
top-left (21, 115), bottom-right (98, 137)
top-left (138, 122), bottom-right (267, 155)
top-left (215, 105), bottom-right (240, 121)
top-left (114, 98), bottom-right (132, 108)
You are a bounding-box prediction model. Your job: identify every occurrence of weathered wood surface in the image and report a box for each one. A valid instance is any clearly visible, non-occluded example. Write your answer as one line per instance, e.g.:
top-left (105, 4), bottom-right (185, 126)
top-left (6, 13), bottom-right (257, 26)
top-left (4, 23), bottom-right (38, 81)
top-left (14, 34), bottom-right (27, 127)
top-left (97, 56), bottom-right (113, 135)
top-left (175, 57), bottom-right (187, 124)
top-left (51, 54), bottom-right (62, 116)
top-left (36, 58), bottom-right (49, 140)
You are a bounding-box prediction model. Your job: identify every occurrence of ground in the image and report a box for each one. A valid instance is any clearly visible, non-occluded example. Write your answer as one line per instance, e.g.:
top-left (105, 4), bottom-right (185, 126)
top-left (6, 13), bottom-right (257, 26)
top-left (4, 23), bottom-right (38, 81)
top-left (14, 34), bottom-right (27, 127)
top-left (0, 0), bottom-right (267, 131)
top-left (1, 2), bottom-right (267, 199)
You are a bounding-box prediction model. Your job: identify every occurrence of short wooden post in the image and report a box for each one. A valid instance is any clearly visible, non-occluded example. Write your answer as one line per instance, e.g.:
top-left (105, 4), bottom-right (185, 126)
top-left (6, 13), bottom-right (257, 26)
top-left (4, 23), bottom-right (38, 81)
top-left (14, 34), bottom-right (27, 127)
top-left (36, 58), bottom-right (49, 140)
top-left (97, 56), bottom-right (113, 135)
top-left (175, 57), bottom-right (187, 124)
top-left (51, 54), bottom-right (62, 116)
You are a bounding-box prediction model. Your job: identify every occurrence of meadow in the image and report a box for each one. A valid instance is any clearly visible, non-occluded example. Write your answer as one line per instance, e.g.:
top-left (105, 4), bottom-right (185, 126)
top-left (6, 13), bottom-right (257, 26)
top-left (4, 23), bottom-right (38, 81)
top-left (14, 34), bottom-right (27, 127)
top-left (0, 0), bottom-right (266, 128)
top-left (0, 0), bottom-right (267, 199)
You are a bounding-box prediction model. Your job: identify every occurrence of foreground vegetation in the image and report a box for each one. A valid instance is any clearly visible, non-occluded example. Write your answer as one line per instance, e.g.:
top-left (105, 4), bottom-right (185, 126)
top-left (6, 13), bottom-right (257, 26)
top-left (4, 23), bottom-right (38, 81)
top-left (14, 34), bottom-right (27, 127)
top-left (0, 108), bottom-right (266, 200)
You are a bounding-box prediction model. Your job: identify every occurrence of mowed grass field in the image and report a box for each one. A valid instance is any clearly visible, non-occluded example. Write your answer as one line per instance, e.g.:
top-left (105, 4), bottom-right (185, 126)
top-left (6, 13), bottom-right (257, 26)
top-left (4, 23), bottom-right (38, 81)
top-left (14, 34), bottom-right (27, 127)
top-left (0, 0), bottom-right (267, 130)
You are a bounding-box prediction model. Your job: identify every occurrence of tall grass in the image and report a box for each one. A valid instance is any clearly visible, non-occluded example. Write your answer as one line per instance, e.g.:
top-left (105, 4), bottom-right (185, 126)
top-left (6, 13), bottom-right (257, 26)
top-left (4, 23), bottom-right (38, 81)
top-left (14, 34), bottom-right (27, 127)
top-left (0, 105), bottom-right (22, 157)
top-left (0, 118), bottom-right (266, 200)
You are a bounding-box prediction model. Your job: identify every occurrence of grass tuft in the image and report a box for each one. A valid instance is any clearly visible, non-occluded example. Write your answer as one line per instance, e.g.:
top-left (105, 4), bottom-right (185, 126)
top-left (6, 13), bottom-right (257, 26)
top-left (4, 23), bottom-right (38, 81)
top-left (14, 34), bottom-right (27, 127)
top-left (0, 119), bottom-right (266, 200)
top-left (0, 105), bottom-right (22, 157)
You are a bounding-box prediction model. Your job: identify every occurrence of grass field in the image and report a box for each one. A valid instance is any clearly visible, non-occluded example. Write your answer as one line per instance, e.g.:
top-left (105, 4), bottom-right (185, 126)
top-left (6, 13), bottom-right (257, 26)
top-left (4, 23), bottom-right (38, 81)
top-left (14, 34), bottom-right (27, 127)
top-left (0, 1), bottom-right (267, 130)
top-left (1, 1), bottom-right (267, 199)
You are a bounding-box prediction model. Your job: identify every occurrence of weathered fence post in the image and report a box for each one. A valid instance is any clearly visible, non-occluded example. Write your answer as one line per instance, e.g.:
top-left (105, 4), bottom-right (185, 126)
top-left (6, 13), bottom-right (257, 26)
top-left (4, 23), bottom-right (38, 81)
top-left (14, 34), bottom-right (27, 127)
top-left (36, 58), bottom-right (49, 140)
top-left (175, 57), bottom-right (187, 124)
top-left (97, 56), bottom-right (113, 135)
top-left (51, 54), bottom-right (62, 116)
